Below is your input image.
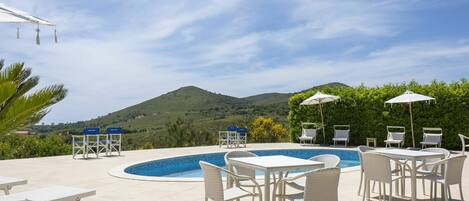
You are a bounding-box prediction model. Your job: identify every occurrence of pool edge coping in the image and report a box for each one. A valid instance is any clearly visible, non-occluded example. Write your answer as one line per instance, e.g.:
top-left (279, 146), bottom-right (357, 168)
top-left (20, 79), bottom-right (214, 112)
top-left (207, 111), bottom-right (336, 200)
top-left (108, 146), bottom-right (361, 182)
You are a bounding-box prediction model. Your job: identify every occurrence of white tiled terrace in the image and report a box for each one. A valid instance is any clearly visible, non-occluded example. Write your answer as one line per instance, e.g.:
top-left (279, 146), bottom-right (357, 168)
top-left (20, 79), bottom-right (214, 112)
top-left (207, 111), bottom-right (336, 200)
top-left (0, 143), bottom-right (467, 201)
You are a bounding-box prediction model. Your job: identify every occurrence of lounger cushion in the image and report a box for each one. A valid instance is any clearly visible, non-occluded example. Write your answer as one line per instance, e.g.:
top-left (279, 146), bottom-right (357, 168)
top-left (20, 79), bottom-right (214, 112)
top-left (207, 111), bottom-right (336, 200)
top-left (299, 136), bottom-right (313, 140)
top-left (420, 142), bottom-right (439, 145)
top-left (332, 138), bottom-right (348, 142)
top-left (0, 186), bottom-right (96, 201)
top-left (0, 176), bottom-right (27, 189)
top-left (384, 139), bottom-right (403, 144)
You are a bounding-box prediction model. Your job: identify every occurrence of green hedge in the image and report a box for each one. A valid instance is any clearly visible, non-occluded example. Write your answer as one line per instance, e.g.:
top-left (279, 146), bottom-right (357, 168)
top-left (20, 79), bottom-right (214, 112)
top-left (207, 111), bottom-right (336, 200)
top-left (288, 80), bottom-right (469, 149)
top-left (0, 134), bottom-right (71, 160)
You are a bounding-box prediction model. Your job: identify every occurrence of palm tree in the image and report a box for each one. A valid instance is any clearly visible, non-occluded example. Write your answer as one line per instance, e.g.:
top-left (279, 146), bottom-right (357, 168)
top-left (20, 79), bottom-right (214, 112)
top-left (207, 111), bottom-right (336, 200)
top-left (0, 59), bottom-right (67, 134)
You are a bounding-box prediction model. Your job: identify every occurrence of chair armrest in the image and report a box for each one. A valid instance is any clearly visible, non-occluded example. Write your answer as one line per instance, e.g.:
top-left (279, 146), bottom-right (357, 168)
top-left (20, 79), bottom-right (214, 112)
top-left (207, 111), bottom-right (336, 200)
top-left (219, 167), bottom-right (263, 199)
top-left (428, 158), bottom-right (450, 172)
top-left (281, 172), bottom-right (307, 183)
top-left (390, 158), bottom-right (411, 171)
top-left (460, 134), bottom-right (469, 140)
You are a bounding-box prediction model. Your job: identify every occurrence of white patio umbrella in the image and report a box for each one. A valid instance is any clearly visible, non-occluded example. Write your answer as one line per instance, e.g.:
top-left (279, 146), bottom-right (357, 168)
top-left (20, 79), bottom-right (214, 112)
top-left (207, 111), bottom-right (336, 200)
top-left (300, 91), bottom-right (340, 144)
top-left (0, 3), bottom-right (57, 44)
top-left (385, 90), bottom-right (435, 148)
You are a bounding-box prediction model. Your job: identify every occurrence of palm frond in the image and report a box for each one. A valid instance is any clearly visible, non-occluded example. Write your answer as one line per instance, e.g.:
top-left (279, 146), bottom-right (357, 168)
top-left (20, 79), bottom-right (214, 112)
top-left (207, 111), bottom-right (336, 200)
top-left (0, 60), bottom-right (67, 134)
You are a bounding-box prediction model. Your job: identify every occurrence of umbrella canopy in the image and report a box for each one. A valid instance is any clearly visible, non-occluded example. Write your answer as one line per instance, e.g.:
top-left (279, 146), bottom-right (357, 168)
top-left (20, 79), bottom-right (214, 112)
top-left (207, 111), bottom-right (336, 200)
top-left (385, 90), bottom-right (435, 148)
top-left (300, 92), bottom-right (340, 144)
top-left (0, 3), bottom-right (56, 44)
top-left (301, 91), bottom-right (340, 105)
top-left (385, 90), bottom-right (435, 104)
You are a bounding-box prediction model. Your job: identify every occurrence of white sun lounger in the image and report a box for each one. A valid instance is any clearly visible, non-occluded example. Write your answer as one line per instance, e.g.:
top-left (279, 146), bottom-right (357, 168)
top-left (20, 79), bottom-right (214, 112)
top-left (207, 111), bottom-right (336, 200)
top-left (0, 186), bottom-right (96, 201)
top-left (0, 176), bottom-right (27, 195)
top-left (299, 122), bottom-right (318, 145)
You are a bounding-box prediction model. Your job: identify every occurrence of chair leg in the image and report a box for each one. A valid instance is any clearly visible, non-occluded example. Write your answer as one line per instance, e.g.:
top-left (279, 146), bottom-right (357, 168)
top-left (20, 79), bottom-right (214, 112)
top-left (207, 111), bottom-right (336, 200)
top-left (447, 185), bottom-right (452, 200)
top-left (358, 170), bottom-right (364, 196)
top-left (3, 187), bottom-right (10, 195)
top-left (363, 179), bottom-right (369, 201)
top-left (444, 184), bottom-right (449, 201)
top-left (389, 183), bottom-right (393, 201)
top-left (459, 183), bottom-right (464, 201)
top-left (252, 187), bottom-right (255, 201)
top-left (430, 181), bottom-right (433, 200)
top-left (373, 181), bottom-right (376, 193)
top-left (383, 183), bottom-right (387, 201)
top-left (422, 179), bottom-right (426, 196)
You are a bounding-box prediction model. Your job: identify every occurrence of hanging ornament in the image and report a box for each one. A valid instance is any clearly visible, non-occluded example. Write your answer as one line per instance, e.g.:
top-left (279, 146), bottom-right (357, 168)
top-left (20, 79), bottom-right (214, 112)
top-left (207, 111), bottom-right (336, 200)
top-left (54, 26), bottom-right (58, 43)
top-left (35, 24), bottom-right (40, 45)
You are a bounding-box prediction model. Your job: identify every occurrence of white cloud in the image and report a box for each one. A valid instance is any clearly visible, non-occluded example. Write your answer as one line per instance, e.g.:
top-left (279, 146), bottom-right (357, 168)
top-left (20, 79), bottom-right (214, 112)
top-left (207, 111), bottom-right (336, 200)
top-left (0, 0), bottom-right (468, 123)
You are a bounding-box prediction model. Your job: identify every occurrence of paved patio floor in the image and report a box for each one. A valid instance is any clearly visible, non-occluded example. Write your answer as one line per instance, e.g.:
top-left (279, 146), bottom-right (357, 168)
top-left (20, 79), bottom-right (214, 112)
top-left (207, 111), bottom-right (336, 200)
top-left (0, 143), bottom-right (467, 201)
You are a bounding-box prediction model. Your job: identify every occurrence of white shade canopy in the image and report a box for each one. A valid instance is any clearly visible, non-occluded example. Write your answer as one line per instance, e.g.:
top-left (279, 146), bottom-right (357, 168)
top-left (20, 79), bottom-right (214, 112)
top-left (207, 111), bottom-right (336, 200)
top-left (300, 92), bottom-right (340, 105)
top-left (385, 90), bottom-right (435, 104)
top-left (0, 10), bottom-right (30, 23)
top-left (0, 3), bottom-right (54, 25)
top-left (0, 3), bottom-right (56, 45)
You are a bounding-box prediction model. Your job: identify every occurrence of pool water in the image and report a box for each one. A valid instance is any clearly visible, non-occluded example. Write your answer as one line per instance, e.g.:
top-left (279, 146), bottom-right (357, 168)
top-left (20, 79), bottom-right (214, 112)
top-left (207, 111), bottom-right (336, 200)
top-left (125, 149), bottom-right (360, 178)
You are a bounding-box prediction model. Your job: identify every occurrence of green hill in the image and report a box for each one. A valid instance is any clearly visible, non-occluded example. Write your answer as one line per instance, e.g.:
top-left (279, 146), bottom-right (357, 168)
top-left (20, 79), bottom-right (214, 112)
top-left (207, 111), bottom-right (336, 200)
top-left (243, 93), bottom-right (293, 105)
top-left (32, 82), bottom-right (348, 149)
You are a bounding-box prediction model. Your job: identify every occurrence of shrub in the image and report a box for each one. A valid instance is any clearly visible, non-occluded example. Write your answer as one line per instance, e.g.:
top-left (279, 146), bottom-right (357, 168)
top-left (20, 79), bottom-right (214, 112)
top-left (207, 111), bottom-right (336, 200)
top-left (0, 134), bottom-right (71, 160)
top-left (288, 80), bottom-right (469, 149)
top-left (249, 116), bottom-right (288, 142)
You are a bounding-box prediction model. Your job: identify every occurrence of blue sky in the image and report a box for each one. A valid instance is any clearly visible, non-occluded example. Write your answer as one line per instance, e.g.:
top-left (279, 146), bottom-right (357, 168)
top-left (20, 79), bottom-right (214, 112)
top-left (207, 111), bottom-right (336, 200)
top-left (1, 0), bottom-right (469, 123)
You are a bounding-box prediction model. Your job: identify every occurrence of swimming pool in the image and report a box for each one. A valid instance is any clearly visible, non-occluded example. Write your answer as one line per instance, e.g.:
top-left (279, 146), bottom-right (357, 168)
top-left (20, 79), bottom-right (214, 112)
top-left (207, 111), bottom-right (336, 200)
top-left (123, 149), bottom-right (360, 179)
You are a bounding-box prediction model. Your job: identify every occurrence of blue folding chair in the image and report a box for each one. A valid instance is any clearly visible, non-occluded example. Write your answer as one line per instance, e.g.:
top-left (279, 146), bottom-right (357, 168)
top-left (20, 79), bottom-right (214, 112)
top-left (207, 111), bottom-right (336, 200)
top-left (226, 125), bottom-right (238, 148)
top-left (83, 127), bottom-right (106, 158)
top-left (236, 128), bottom-right (248, 148)
top-left (106, 128), bottom-right (123, 156)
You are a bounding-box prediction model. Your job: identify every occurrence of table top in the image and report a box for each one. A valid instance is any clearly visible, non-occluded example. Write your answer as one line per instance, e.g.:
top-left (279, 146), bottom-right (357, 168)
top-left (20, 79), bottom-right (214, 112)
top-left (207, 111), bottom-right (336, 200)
top-left (375, 149), bottom-right (444, 159)
top-left (229, 155), bottom-right (324, 171)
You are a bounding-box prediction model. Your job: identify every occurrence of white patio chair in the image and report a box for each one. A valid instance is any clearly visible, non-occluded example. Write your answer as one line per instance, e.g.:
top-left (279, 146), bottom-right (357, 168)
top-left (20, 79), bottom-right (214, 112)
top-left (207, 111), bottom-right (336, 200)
top-left (200, 161), bottom-right (262, 201)
top-left (417, 148), bottom-right (450, 196)
top-left (361, 153), bottom-right (410, 201)
top-left (420, 127), bottom-right (443, 148)
top-left (224, 151), bottom-right (274, 199)
top-left (384, 126), bottom-right (406, 148)
top-left (284, 154), bottom-right (340, 191)
top-left (459, 134), bottom-right (469, 155)
top-left (273, 167), bottom-right (341, 201)
top-left (357, 146), bottom-right (375, 196)
top-left (299, 123), bottom-right (317, 145)
top-left (0, 176), bottom-right (27, 195)
top-left (424, 155), bottom-right (467, 201)
top-left (332, 125), bottom-right (350, 147)
top-left (105, 127), bottom-right (122, 156)
top-left (0, 185), bottom-right (95, 201)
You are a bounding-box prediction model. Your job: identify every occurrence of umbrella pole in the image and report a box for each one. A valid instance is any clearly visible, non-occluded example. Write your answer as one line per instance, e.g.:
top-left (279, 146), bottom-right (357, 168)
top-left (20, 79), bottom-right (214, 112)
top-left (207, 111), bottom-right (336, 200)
top-left (409, 103), bottom-right (415, 148)
top-left (319, 103), bottom-right (326, 144)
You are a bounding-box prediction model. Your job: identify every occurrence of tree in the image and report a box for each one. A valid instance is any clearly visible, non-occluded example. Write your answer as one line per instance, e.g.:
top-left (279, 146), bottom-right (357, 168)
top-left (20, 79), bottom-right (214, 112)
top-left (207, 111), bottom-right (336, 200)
top-left (249, 116), bottom-right (287, 142)
top-left (0, 60), bottom-right (67, 134)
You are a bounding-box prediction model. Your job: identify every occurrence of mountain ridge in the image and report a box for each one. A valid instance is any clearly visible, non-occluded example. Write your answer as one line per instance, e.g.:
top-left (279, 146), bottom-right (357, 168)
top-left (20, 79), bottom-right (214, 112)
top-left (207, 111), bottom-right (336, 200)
top-left (33, 82), bottom-right (349, 143)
